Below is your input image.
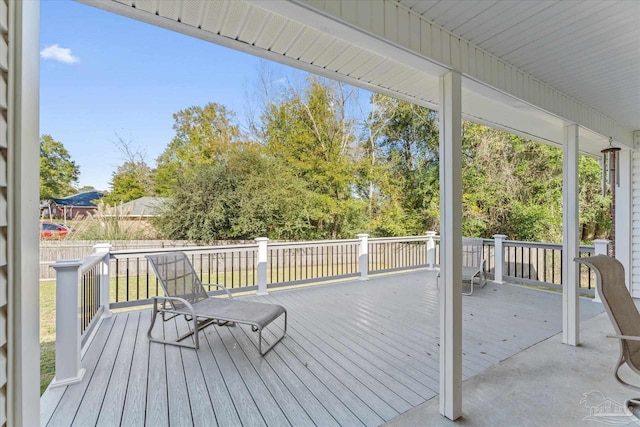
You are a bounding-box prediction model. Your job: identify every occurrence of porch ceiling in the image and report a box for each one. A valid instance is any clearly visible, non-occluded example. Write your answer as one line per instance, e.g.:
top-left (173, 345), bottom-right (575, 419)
top-left (84, 0), bottom-right (640, 154)
top-left (403, 0), bottom-right (640, 134)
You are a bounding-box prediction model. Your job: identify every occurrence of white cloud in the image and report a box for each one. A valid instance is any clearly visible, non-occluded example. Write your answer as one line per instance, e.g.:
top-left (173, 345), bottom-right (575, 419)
top-left (40, 44), bottom-right (79, 64)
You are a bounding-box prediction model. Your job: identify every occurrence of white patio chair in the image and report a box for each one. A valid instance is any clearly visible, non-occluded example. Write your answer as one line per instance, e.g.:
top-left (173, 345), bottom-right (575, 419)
top-left (437, 237), bottom-right (487, 295)
top-left (146, 251), bottom-right (287, 355)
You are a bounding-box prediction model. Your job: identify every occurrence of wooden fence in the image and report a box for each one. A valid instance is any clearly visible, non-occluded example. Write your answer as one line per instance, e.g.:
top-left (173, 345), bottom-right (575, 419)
top-left (39, 240), bottom-right (250, 280)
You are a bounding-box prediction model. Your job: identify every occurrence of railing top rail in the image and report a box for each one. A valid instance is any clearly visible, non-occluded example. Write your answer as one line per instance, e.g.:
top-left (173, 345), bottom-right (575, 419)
top-left (503, 240), bottom-right (561, 249)
top-left (110, 244), bottom-right (258, 258)
top-left (51, 251), bottom-right (107, 274)
top-left (368, 235), bottom-right (434, 243)
top-left (502, 240), bottom-right (595, 252)
top-left (110, 237), bottom-right (373, 257)
top-left (268, 239), bottom-right (360, 249)
top-left (79, 253), bottom-right (107, 274)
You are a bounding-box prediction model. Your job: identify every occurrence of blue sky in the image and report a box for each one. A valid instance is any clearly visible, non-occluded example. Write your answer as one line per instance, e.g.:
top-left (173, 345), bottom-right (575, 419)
top-left (40, 1), bottom-right (315, 190)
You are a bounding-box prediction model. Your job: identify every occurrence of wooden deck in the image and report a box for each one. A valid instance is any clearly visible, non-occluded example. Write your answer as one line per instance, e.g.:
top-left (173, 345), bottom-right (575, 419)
top-left (41, 270), bottom-right (603, 427)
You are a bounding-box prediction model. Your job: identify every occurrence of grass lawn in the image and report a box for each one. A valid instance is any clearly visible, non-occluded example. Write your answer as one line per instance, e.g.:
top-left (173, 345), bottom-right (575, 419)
top-left (40, 280), bottom-right (56, 395)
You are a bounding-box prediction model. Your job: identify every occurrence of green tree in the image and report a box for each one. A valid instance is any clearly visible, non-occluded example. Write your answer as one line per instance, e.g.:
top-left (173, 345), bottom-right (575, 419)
top-left (102, 134), bottom-right (155, 205)
top-left (579, 156), bottom-right (611, 240)
top-left (362, 94), bottom-right (440, 235)
top-left (460, 123), bottom-right (608, 242)
top-left (154, 103), bottom-right (242, 195)
top-left (40, 134), bottom-right (80, 199)
top-left (460, 123), bottom-right (563, 240)
top-left (155, 147), bottom-right (316, 241)
top-left (102, 161), bottom-right (153, 205)
top-left (261, 77), bottom-right (367, 238)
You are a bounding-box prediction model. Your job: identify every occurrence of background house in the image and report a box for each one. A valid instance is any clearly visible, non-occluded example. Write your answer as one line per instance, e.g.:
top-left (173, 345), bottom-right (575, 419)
top-left (106, 196), bottom-right (168, 219)
top-left (40, 190), bottom-right (104, 220)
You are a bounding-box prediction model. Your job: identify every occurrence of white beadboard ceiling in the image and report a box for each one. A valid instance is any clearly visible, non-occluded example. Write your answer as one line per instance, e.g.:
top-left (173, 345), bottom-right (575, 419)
top-left (401, 0), bottom-right (640, 138)
top-left (83, 0), bottom-right (640, 153)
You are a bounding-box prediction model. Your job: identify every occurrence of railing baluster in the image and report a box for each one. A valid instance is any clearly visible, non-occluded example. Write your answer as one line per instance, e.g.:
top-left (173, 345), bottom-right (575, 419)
top-left (125, 258), bottom-right (130, 302)
top-left (66, 236), bottom-right (596, 314)
top-left (115, 259), bottom-right (119, 303)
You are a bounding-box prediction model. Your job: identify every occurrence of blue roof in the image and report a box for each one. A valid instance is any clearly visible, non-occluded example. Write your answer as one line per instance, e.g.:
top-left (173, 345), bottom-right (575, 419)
top-left (52, 191), bottom-right (104, 207)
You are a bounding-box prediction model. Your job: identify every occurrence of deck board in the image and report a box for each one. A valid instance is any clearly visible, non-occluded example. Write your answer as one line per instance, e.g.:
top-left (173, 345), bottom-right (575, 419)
top-left (120, 312), bottom-right (151, 427)
top-left (272, 292), bottom-right (433, 401)
top-left (193, 330), bottom-right (242, 426)
top-left (96, 312), bottom-right (140, 427)
top-left (255, 326), bottom-right (370, 426)
top-left (175, 319), bottom-right (217, 427)
top-left (262, 315), bottom-right (400, 422)
top-left (72, 314), bottom-right (128, 426)
top-left (42, 270), bottom-right (603, 427)
top-left (202, 325), bottom-right (267, 427)
top-left (215, 325), bottom-right (293, 426)
top-left (272, 302), bottom-right (415, 414)
top-left (145, 315), bottom-right (169, 427)
top-left (227, 325), bottom-right (340, 426)
top-left (45, 314), bottom-right (117, 426)
top-left (219, 325), bottom-right (316, 427)
top-left (164, 319), bottom-right (197, 426)
top-left (275, 290), bottom-right (440, 392)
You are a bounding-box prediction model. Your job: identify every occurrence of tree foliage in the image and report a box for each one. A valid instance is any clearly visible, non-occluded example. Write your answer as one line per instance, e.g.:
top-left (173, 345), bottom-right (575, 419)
top-left (102, 161), bottom-right (154, 205)
top-left (40, 134), bottom-right (80, 199)
top-left (362, 94), bottom-right (440, 235)
top-left (261, 77), bottom-right (367, 239)
top-left (148, 83), bottom-right (609, 244)
top-left (102, 134), bottom-right (155, 204)
top-left (154, 147), bottom-right (316, 241)
top-left (154, 103), bottom-right (242, 196)
top-left (460, 124), bottom-right (564, 241)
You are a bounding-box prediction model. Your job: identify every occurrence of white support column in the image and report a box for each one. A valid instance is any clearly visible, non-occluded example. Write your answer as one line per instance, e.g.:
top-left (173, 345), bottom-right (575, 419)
top-left (7, 2), bottom-right (42, 425)
top-left (50, 260), bottom-right (85, 387)
top-left (438, 71), bottom-right (463, 421)
top-left (563, 124), bottom-right (580, 346)
top-left (492, 234), bottom-right (507, 284)
top-left (592, 239), bottom-right (610, 303)
top-left (615, 149), bottom-right (632, 291)
top-left (426, 231), bottom-right (436, 270)
top-left (255, 237), bottom-right (269, 296)
top-left (358, 233), bottom-right (369, 280)
top-left (93, 243), bottom-right (112, 318)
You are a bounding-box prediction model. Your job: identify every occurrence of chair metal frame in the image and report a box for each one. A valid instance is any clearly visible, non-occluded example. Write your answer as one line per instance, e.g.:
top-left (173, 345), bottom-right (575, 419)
top-left (146, 251), bottom-right (287, 355)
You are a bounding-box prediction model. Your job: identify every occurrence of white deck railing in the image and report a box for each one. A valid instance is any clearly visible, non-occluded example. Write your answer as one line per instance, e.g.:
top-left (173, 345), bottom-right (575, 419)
top-left (50, 233), bottom-right (607, 388)
top-left (50, 243), bottom-right (112, 387)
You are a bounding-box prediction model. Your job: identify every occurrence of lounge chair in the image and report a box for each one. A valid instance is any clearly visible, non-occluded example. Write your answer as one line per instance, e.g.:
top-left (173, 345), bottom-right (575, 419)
top-left (437, 237), bottom-right (487, 295)
top-left (146, 251), bottom-right (287, 355)
top-left (574, 255), bottom-right (640, 416)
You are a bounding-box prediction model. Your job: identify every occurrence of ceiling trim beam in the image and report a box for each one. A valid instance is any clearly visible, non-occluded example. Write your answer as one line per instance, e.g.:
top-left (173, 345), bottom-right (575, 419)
top-left (281, 0), bottom-right (633, 147)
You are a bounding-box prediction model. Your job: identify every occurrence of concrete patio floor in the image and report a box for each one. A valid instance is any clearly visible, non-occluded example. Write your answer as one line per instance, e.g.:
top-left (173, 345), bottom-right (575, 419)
top-left (385, 310), bottom-right (640, 426)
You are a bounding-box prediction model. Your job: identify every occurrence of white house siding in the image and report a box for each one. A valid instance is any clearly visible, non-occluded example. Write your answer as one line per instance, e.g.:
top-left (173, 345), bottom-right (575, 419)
top-left (0, 1), bottom-right (7, 424)
top-left (632, 147), bottom-right (640, 298)
top-left (5, 2), bottom-right (40, 425)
